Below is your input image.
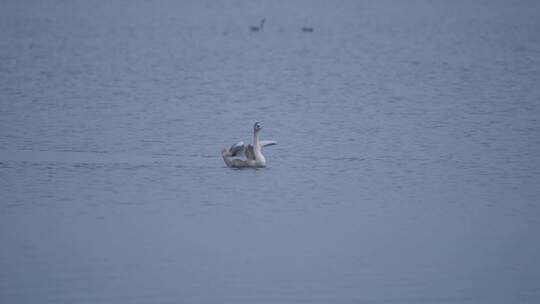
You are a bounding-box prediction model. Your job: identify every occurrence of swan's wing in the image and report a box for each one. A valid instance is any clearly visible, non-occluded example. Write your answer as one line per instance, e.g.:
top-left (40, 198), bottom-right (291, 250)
top-left (260, 140), bottom-right (277, 148)
top-left (245, 144), bottom-right (255, 160)
top-left (229, 141), bottom-right (245, 157)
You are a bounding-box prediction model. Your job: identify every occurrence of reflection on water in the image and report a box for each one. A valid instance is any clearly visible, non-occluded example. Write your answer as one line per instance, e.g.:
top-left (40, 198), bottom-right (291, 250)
top-left (1, 0), bottom-right (540, 303)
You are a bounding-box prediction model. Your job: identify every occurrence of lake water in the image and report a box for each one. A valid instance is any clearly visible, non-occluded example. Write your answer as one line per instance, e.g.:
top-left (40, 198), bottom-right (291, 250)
top-left (1, 0), bottom-right (540, 303)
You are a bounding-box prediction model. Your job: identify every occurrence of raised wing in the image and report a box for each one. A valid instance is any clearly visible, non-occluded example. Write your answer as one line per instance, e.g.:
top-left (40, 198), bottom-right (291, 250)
top-left (260, 140), bottom-right (277, 148)
top-left (229, 141), bottom-right (245, 157)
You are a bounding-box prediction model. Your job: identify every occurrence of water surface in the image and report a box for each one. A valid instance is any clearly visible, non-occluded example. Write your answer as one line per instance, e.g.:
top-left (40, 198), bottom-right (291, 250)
top-left (1, 1), bottom-right (540, 303)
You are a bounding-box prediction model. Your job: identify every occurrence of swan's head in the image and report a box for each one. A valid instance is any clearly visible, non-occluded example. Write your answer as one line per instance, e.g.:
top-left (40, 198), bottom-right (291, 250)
top-left (254, 122), bottom-right (262, 133)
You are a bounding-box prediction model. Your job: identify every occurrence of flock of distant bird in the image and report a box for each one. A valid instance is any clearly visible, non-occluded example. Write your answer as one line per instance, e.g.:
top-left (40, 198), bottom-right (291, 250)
top-left (250, 18), bottom-right (313, 32)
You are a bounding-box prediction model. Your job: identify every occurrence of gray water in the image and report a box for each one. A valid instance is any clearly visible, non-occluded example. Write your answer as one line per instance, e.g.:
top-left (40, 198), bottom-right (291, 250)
top-left (1, 0), bottom-right (540, 303)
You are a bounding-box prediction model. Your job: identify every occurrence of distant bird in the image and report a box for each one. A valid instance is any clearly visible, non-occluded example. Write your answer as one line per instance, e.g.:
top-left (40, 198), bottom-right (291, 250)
top-left (302, 27), bottom-right (314, 32)
top-left (221, 122), bottom-right (277, 168)
top-left (250, 18), bottom-right (266, 32)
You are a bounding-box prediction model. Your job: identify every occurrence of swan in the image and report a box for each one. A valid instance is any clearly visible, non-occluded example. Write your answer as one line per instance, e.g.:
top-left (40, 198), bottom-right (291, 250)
top-left (221, 122), bottom-right (277, 168)
top-left (250, 18), bottom-right (266, 32)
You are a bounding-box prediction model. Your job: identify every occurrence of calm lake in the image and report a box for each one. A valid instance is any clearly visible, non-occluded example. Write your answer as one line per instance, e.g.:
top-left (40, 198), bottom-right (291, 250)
top-left (1, 0), bottom-right (540, 303)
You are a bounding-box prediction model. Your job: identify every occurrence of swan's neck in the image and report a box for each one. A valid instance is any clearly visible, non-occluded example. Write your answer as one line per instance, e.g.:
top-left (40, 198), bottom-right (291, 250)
top-left (253, 130), bottom-right (266, 167)
top-left (253, 131), bottom-right (260, 148)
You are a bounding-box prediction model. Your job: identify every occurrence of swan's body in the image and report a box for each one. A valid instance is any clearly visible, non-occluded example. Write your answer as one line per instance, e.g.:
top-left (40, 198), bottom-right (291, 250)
top-left (222, 122), bottom-right (276, 168)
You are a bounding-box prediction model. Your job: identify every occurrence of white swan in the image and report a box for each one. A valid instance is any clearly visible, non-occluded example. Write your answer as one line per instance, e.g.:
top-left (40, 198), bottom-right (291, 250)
top-left (221, 122), bottom-right (277, 168)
